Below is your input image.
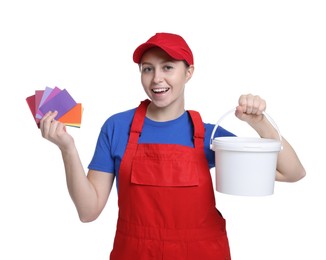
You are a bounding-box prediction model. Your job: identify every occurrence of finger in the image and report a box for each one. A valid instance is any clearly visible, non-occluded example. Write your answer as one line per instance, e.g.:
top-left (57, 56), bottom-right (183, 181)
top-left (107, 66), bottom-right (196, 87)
top-left (253, 95), bottom-right (266, 115)
top-left (251, 95), bottom-right (261, 115)
top-left (40, 111), bottom-right (58, 137)
top-left (48, 119), bottom-right (60, 138)
top-left (259, 97), bottom-right (266, 113)
top-left (40, 111), bottom-right (51, 130)
top-left (238, 94), bottom-right (248, 108)
top-left (239, 94), bottom-right (254, 114)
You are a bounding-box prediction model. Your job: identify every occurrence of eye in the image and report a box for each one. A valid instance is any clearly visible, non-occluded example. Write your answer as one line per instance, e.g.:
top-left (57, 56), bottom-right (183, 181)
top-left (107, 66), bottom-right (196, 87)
top-left (141, 66), bottom-right (153, 73)
top-left (163, 65), bottom-right (174, 71)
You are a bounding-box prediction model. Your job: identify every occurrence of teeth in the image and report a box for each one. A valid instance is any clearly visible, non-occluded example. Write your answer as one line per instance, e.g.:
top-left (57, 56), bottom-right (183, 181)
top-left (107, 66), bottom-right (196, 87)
top-left (152, 88), bottom-right (169, 93)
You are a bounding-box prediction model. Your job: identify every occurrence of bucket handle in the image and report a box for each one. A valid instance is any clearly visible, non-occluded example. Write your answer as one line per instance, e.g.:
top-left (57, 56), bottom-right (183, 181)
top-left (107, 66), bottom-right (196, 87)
top-left (210, 108), bottom-right (283, 150)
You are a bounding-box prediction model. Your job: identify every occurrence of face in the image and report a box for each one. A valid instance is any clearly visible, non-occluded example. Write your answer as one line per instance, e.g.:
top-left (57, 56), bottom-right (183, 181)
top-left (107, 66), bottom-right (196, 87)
top-left (140, 47), bottom-right (194, 113)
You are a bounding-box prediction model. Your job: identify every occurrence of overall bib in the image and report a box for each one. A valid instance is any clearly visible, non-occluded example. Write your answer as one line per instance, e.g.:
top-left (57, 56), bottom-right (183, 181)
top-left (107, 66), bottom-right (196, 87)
top-left (110, 100), bottom-right (231, 260)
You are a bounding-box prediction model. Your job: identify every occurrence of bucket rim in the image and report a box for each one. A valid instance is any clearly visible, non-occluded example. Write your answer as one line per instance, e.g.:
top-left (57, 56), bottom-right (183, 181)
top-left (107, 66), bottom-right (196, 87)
top-left (212, 136), bottom-right (282, 152)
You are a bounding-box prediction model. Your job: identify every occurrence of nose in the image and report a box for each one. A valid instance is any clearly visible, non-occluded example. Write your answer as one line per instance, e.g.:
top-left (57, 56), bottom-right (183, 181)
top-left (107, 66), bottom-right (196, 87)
top-left (153, 69), bottom-right (163, 84)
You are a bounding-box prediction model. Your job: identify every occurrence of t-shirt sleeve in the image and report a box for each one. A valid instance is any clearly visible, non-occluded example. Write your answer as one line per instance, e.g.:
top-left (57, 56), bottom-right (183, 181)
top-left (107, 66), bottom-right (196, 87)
top-left (88, 122), bottom-right (115, 174)
top-left (205, 123), bottom-right (235, 169)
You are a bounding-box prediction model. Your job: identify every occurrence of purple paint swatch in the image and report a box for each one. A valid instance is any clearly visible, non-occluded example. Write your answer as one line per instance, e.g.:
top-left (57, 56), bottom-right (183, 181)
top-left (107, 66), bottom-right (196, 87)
top-left (39, 89), bottom-right (77, 119)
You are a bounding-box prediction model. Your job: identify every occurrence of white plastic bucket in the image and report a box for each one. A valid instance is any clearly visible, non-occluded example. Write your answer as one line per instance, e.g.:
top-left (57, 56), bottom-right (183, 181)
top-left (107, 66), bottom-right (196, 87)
top-left (210, 109), bottom-right (282, 196)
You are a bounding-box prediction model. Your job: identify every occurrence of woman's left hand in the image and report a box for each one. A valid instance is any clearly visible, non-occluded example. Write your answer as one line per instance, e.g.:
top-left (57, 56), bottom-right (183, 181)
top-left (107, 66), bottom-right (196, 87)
top-left (235, 94), bottom-right (266, 124)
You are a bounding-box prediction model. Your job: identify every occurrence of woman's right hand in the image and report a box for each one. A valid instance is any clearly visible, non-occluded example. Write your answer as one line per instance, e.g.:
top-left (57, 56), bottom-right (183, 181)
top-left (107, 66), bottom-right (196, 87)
top-left (40, 111), bottom-right (75, 152)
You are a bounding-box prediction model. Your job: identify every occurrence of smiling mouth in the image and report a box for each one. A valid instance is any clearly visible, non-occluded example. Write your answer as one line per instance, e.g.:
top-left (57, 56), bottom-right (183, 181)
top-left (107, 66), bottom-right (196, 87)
top-left (152, 88), bottom-right (170, 94)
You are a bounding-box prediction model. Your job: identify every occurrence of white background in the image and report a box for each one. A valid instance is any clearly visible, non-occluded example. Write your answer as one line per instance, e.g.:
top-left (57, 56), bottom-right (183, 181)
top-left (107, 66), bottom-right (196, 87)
top-left (1, 0), bottom-right (325, 259)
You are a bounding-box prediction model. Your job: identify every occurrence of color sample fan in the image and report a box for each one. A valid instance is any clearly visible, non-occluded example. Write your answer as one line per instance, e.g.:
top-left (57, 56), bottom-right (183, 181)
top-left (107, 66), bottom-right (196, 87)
top-left (26, 86), bottom-right (83, 128)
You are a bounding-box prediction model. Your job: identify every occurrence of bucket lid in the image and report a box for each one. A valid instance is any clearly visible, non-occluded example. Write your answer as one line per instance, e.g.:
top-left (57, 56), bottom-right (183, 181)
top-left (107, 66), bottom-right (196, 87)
top-left (212, 136), bottom-right (282, 152)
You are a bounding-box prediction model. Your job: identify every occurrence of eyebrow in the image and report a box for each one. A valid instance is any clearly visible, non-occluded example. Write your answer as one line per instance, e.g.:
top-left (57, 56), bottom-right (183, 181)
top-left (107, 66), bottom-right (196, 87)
top-left (141, 59), bottom-right (176, 66)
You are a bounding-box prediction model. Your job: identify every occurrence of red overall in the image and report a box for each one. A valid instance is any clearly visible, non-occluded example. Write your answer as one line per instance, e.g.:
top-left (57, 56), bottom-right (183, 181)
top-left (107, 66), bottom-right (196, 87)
top-left (110, 100), bottom-right (231, 260)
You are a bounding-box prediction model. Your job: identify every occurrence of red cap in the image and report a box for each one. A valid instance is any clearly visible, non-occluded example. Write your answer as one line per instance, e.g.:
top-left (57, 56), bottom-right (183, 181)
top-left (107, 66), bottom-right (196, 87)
top-left (133, 33), bottom-right (194, 65)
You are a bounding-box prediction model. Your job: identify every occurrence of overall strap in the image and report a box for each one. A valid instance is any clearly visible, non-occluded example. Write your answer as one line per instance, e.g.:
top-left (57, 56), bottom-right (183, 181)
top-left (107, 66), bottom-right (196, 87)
top-left (187, 110), bottom-right (205, 149)
top-left (128, 99), bottom-right (150, 144)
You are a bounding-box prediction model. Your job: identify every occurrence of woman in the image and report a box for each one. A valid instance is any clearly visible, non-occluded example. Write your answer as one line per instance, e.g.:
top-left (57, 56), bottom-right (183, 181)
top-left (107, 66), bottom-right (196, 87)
top-left (40, 32), bottom-right (306, 259)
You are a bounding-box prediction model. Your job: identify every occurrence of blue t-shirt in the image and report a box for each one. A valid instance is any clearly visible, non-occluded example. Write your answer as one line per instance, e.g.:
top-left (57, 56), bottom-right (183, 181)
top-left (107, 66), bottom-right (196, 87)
top-left (88, 107), bottom-right (235, 186)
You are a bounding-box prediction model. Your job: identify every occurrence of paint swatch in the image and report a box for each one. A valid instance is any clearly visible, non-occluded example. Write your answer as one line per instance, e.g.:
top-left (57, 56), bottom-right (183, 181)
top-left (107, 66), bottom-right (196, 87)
top-left (26, 87), bottom-right (83, 128)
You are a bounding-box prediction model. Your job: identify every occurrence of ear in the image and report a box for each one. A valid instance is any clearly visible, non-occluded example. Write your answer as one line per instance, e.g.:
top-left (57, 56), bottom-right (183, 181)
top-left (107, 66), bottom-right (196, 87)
top-left (185, 65), bottom-right (195, 83)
